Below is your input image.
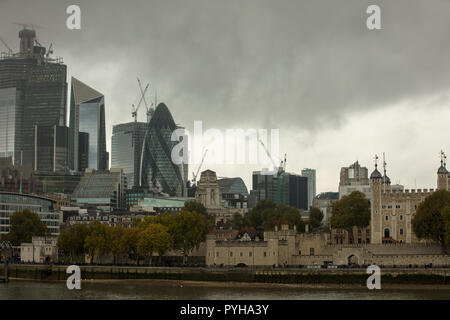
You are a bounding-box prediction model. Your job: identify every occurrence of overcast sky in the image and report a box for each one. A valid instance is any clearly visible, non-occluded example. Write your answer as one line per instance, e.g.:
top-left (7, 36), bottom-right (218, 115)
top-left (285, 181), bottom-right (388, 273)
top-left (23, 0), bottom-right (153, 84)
top-left (1, 0), bottom-right (450, 193)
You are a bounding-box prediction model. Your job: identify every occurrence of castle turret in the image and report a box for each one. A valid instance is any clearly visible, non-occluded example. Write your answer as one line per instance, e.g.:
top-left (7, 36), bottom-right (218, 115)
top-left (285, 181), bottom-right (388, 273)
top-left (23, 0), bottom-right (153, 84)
top-left (437, 152), bottom-right (448, 190)
top-left (370, 158), bottom-right (383, 244)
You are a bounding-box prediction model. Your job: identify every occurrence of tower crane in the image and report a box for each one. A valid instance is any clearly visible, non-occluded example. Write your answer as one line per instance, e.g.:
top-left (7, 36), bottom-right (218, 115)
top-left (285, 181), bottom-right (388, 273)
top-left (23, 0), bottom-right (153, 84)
top-left (0, 38), bottom-right (13, 54)
top-left (259, 139), bottom-right (278, 172)
top-left (192, 149), bottom-right (208, 186)
top-left (137, 78), bottom-right (155, 123)
top-left (131, 81), bottom-right (149, 122)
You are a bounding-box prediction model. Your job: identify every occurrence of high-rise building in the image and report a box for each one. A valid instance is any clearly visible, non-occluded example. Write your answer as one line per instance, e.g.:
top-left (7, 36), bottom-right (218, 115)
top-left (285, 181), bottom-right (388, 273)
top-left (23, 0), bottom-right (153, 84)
top-left (338, 161), bottom-right (371, 199)
top-left (301, 168), bottom-right (316, 209)
top-left (250, 170), bottom-right (308, 210)
top-left (0, 29), bottom-right (67, 172)
top-left (34, 125), bottom-right (69, 173)
top-left (78, 132), bottom-right (89, 172)
top-left (111, 122), bottom-right (147, 189)
top-left (140, 103), bottom-right (188, 197)
top-left (69, 77), bottom-right (107, 171)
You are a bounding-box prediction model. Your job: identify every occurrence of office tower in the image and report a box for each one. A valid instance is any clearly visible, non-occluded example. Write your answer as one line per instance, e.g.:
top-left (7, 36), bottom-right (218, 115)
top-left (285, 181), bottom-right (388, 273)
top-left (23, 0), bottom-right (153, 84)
top-left (338, 161), bottom-right (371, 199)
top-left (251, 170), bottom-right (308, 210)
top-left (111, 122), bottom-right (147, 189)
top-left (301, 168), bottom-right (316, 209)
top-left (0, 28), bottom-right (67, 172)
top-left (140, 103), bottom-right (188, 197)
top-left (34, 125), bottom-right (69, 173)
top-left (69, 77), bottom-right (107, 171)
top-left (218, 177), bottom-right (249, 209)
top-left (71, 168), bottom-right (127, 212)
top-left (78, 132), bottom-right (89, 172)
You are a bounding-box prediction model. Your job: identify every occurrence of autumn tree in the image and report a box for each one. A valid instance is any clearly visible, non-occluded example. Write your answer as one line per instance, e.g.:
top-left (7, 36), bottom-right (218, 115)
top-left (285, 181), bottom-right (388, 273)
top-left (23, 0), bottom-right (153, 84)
top-left (5, 209), bottom-right (49, 246)
top-left (137, 223), bottom-right (172, 265)
top-left (84, 221), bottom-right (112, 264)
top-left (57, 224), bottom-right (90, 263)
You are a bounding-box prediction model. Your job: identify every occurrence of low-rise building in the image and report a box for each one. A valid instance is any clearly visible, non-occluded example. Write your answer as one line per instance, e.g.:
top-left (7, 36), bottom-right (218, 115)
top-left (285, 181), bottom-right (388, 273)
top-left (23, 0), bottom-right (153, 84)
top-left (20, 236), bottom-right (58, 263)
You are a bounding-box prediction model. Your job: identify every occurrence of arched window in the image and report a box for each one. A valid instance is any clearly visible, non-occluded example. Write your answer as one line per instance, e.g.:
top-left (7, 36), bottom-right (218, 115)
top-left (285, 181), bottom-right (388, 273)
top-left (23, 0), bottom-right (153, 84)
top-left (384, 228), bottom-right (390, 238)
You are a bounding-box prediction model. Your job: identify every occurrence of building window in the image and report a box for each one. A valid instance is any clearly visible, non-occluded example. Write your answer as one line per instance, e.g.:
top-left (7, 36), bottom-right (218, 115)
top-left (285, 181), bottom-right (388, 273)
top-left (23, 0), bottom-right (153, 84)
top-left (358, 238), bottom-right (362, 244)
top-left (400, 228), bottom-right (404, 235)
top-left (264, 252), bottom-right (267, 257)
top-left (400, 215), bottom-right (403, 221)
top-left (385, 216), bottom-right (388, 221)
top-left (240, 252), bottom-right (243, 257)
top-left (230, 252), bottom-right (233, 257)
top-left (249, 252), bottom-right (252, 257)
top-left (396, 205), bottom-right (400, 209)
top-left (310, 248), bottom-right (315, 256)
top-left (216, 252), bottom-right (219, 257)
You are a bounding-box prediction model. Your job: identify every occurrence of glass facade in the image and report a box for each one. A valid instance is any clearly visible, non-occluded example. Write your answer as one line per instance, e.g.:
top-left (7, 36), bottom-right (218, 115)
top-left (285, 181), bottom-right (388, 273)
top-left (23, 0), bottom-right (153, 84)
top-left (34, 125), bottom-right (69, 173)
top-left (111, 122), bottom-right (147, 189)
top-left (140, 103), bottom-right (188, 197)
top-left (0, 88), bottom-right (19, 162)
top-left (0, 191), bottom-right (60, 235)
top-left (69, 77), bottom-right (107, 171)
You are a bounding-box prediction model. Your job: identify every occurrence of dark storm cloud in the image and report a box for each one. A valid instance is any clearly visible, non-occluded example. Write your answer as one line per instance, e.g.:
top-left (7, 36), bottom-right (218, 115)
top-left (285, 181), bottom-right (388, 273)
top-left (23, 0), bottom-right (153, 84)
top-left (1, 0), bottom-right (450, 132)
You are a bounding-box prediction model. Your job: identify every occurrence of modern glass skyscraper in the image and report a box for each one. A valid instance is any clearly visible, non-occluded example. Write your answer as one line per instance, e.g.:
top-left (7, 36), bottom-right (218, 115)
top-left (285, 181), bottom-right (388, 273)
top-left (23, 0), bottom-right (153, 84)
top-left (140, 103), bottom-right (188, 196)
top-left (301, 168), bottom-right (316, 209)
top-left (34, 125), bottom-right (69, 173)
top-left (111, 122), bottom-right (147, 189)
top-left (0, 29), bottom-right (67, 172)
top-left (69, 77), bottom-right (107, 171)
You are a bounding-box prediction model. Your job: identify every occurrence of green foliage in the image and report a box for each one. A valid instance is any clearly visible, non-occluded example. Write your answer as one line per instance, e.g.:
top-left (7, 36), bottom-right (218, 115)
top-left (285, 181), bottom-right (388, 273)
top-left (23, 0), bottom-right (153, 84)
top-left (412, 189), bottom-right (450, 248)
top-left (163, 210), bottom-right (207, 264)
top-left (330, 191), bottom-right (370, 232)
top-left (245, 200), bottom-right (304, 231)
top-left (309, 207), bottom-right (324, 229)
top-left (183, 200), bottom-right (208, 216)
top-left (5, 209), bottom-right (49, 246)
top-left (57, 224), bottom-right (89, 262)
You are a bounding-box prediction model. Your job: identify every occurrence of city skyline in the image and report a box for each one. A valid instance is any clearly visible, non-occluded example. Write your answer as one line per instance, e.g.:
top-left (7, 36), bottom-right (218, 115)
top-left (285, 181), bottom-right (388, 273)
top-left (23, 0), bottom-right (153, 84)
top-left (1, 0), bottom-right (450, 193)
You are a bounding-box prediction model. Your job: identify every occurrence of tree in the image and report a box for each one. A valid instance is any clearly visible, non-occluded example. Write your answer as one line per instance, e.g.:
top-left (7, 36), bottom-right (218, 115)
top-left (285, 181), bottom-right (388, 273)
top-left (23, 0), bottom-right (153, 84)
top-left (137, 223), bottom-right (172, 265)
top-left (309, 207), bottom-right (324, 230)
top-left (57, 224), bottom-right (89, 263)
top-left (84, 221), bottom-right (111, 264)
top-left (119, 227), bottom-right (141, 264)
top-left (330, 191), bottom-right (370, 233)
top-left (5, 209), bottom-right (49, 246)
top-left (247, 200), bottom-right (277, 228)
top-left (183, 200), bottom-right (207, 216)
top-left (110, 225), bottom-right (126, 265)
top-left (412, 189), bottom-right (450, 251)
top-left (165, 210), bottom-right (207, 264)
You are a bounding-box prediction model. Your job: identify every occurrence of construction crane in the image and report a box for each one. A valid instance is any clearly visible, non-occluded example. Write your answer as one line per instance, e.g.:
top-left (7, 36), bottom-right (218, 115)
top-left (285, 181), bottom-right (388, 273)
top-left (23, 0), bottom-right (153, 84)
top-left (137, 78), bottom-right (155, 123)
top-left (13, 22), bottom-right (43, 30)
top-left (45, 43), bottom-right (53, 58)
top-left (259, 139), bottom-right (278, 172)
top-left (0, 38), bottom-right (13, 54)
top-left (192, 149), bottom-right (208, 186)
top-left (258, 139), bottom-right (286, 205)
top-left (131, 81), bottom-right (149, 122)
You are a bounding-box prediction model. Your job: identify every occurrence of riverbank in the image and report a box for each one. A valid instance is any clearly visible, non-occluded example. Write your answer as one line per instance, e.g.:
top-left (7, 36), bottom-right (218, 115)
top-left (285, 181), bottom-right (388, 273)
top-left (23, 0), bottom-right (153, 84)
top-left (3, 264), bottom-right (450, 287)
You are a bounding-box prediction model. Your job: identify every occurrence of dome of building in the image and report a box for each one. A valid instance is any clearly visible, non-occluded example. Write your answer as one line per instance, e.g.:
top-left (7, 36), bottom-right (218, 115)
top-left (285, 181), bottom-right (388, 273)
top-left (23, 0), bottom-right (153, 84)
top-left (437, 164), bottom-right (448, 175)
top-left (370, 166), bottom-right (382, 179)
top-left (149, 103), bottom-right (177, 130)
top-left (382, 175), bottom-right (391, 184)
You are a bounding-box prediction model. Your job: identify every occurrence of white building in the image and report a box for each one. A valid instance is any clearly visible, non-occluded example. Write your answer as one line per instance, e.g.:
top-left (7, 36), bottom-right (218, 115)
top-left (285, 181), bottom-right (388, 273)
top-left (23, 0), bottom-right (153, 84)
top-left (20, 236), bottom-right (58, 264)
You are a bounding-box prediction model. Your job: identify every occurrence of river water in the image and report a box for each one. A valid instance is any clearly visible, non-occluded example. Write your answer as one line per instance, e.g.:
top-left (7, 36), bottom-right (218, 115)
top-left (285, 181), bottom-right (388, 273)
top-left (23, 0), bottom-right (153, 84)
top-left (0, 280), bottom-right (449, 300)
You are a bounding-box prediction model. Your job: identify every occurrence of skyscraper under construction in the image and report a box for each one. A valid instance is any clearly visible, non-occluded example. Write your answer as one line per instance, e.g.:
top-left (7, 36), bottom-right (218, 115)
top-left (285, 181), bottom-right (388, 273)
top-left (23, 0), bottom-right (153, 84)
top-left (0, 28), bottom-right (67, 174)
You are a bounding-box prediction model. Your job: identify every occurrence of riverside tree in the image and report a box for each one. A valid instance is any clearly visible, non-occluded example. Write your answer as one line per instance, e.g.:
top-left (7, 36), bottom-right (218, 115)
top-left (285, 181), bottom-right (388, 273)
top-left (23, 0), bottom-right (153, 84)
top-left (84, 221), bottom-right (112, 264)
top-left (57, 224), bottom-right (90, 263)
top-left (137, 223), bottom-right (172, 265)
top-left (5, 209), bottom-right (49, 246)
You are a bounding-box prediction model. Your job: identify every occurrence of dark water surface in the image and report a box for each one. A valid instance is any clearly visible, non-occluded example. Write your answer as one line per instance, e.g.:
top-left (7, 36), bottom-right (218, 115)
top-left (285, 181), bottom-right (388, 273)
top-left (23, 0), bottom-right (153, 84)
top-left (1, 280), bottom-right (450, 300)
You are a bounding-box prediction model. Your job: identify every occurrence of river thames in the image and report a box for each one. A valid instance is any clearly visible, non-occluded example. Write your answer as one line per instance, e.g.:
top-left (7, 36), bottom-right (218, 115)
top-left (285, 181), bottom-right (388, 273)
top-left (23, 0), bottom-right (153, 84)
top-left (0, 280), bottom-right (449, 300)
